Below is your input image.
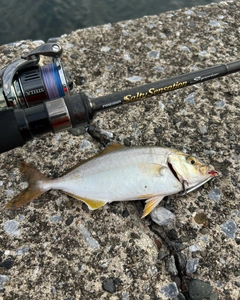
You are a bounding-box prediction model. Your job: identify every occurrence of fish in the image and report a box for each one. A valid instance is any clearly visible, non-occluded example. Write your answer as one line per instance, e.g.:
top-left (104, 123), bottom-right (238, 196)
top-left (5, 143), bottom-right (217, 218)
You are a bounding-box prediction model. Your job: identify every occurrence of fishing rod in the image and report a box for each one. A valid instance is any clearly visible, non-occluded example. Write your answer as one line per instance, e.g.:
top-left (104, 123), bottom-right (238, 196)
top-left (0, 42), bottom-right (240, 154)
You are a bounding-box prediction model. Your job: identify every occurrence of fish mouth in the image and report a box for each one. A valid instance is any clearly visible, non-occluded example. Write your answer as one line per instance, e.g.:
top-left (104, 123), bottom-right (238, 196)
top-left (168, 159), bottom-right (217, 195)
top-left (183, 169), bottom-right (217, 195)
top-left (208, 170), bottom-right (217, 177)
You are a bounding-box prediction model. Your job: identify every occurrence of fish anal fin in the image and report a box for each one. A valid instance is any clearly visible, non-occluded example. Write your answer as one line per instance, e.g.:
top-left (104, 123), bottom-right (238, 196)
top-left (63, 143), bottom-right (126, 175)
top-left (141, 195), bottom-right (164, 218)
top-left (6, 161), bottom-right (50, 210)
top-left (65, 192), bottom-right (106, 210)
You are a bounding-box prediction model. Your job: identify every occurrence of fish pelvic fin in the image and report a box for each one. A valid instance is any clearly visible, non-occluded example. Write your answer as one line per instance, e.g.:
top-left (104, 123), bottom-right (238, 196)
top-left (65, 192), bottom-right (107, 210)
top-left (6, 161), bottom-right (50, 210)
top-left (141, 195), bottom-right (164, 218)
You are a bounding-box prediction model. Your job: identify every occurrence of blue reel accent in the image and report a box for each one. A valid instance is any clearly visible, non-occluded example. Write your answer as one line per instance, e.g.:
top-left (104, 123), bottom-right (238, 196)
top-left (41, 63), bottom-right (64, 100)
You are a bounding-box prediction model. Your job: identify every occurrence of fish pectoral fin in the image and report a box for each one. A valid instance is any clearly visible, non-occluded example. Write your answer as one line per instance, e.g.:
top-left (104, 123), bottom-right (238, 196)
top-left (138, 163), bottom-right (166, 176)
top-left (65, 192), bottom-right (106, 210)
top-left (141, 195), bottom-right (164, 218)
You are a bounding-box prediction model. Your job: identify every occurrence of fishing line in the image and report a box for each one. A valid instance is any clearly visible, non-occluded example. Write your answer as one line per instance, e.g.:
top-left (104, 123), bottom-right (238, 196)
top-left (41, 63), bottom-right (65, 100)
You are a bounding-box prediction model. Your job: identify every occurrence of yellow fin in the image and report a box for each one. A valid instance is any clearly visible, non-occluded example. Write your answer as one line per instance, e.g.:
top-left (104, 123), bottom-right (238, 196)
top-left (65, 192), bottom-right (106, 210)
top-left (63, 142), bottom-right (126, 175)
top-left (100, 142), bottom-right (126, 155)
top-left (6, 161), bottom-right (50, 209)
top-left (137, 194), bottom-right (155, 200)
top-left (141, 196), bottom-right (164, 218)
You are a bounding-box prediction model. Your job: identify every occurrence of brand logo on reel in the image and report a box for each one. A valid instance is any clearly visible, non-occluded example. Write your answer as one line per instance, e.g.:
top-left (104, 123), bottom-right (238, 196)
top-left (26, 88), bottom-right (45, 96)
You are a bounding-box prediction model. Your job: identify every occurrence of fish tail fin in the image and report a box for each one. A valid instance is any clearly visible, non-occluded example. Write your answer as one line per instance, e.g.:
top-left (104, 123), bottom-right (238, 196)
top-left (6, 161), bottom-right (51, 210)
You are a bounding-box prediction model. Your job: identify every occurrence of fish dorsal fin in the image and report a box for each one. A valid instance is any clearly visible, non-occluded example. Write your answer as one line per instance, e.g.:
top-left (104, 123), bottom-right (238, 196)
top-left (63, 143), bottom-right (126, 175)
top-left (141, 195), bottom-right (164, 218)
top-left (99, 142), bottom-right (126, 155)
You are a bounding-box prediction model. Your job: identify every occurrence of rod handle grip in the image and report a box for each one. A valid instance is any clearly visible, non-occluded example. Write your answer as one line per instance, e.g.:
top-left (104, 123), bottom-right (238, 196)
top-left (0, 109), bottom-right (25, 153)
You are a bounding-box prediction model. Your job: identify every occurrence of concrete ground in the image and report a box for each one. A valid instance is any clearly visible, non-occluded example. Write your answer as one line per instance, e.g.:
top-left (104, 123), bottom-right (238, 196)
top-left (0, 0), bottom-right (239, 299)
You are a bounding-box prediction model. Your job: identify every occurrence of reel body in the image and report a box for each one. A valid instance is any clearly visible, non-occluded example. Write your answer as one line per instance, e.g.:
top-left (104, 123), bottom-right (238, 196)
top-left (0, 43), bottom-right (73, 108)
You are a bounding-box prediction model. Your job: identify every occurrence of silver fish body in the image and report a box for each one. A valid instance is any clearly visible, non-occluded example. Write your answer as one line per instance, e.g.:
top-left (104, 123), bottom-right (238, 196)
top-left (6, 144), bottom-right (217, 217)
top-left (49, 147), bottom-right (182, 200)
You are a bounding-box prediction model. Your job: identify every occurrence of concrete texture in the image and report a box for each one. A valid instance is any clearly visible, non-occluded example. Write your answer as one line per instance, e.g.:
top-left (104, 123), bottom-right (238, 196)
top-left (0, 1), bottom-right (239, 299)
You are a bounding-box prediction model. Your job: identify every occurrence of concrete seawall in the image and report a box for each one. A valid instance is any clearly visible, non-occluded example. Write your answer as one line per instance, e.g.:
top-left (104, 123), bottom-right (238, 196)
top-left (0, 1), bottom-right (239, 299)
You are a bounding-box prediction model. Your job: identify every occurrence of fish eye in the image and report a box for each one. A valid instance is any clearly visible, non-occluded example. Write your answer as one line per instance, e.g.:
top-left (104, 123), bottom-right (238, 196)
top-left (186, 156), bottom-right (197, 165)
